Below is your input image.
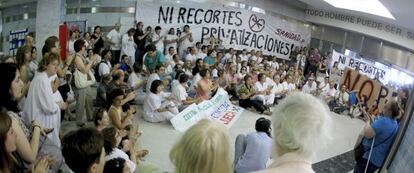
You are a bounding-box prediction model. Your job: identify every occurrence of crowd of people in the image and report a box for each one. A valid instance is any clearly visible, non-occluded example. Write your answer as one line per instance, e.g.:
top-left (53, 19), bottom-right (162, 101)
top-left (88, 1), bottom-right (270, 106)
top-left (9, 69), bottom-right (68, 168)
top-left (0, 20), bottom-right (410, 173)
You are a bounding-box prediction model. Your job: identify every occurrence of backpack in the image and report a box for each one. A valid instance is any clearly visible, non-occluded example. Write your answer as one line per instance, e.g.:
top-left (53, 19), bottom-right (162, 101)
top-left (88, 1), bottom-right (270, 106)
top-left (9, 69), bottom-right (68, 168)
top-left (94, 60), bottom-right (106, 82)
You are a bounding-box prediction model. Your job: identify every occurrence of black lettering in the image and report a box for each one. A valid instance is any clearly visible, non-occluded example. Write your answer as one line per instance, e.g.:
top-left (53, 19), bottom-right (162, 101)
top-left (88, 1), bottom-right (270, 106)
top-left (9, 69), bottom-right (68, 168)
top-left (195, 9), bottom-right (203, 24)
top-left (257, 35), bottom-right (264, 49)
top-left (213, 10), bottom-right (221, 24)
top-left (230, 29), bottom-right (238, 45)
top-left (349, 59), bottom-right (354, 68)
top-left (228, 11), bottom-right (234, 25)
top-left (338, 56), bottom-right (346, 65)
top-left (250, 33), bottom-right (257, 48)
top-left (267, 38), bottom-right (274, 51)
top-left (201, 27), bottom-right (210, 43)
top-left (187, 8), bottom-right (195, 24)
top-left (407, 32), bottom-right (414, 40)
top-left (204, 10), bottom-right (213, 23)
top-left (178, 7), bottom-right (186, 23)
top-left (222, 11), bottom-right (229, 24)
top-left (235, 11), bottom-right (242, 26)
top-left (158, 6), bottom-right (170, 24)
top-left (244, 31), bottom-right (251, 46)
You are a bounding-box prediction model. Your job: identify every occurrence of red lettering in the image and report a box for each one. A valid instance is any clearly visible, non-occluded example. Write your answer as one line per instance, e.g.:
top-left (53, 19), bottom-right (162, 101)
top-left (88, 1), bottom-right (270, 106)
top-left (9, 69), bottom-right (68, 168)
top-left (220, 112), bottom-right (235, 125)
top-left (359, 80), bottom-right (374, 100)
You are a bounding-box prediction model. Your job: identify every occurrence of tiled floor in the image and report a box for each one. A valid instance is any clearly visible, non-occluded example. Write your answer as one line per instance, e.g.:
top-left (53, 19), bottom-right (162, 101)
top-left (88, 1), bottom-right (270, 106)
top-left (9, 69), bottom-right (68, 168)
top-left (61, 104), bottom-right (365, 173)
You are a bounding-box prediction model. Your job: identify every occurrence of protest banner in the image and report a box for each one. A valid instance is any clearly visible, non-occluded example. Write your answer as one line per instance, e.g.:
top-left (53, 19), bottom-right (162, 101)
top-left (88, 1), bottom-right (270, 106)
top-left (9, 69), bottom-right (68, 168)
top-left (339, 67), bottom-right (393, 110)
top-left (170, 88), bottom-right (243, 132)
top-left (135, 1), bottom-right (311, 59)
top-left (331, 50), bottom-right (390, 82)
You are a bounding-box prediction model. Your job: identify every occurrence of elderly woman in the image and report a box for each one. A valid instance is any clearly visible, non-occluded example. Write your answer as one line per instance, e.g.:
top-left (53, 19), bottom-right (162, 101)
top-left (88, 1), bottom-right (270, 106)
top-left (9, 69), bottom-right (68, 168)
top-left (170, 119), bottom-right (232, 173)
top-left (354, 100), bottom-right (400, 173)
top-left (256, 92), bottom-right (332, 173)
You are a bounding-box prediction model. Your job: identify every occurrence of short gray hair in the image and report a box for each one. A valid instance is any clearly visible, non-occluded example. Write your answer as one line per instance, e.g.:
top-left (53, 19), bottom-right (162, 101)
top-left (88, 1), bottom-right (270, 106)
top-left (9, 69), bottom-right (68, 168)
top-left (272, 92), bottom-right (332, 158)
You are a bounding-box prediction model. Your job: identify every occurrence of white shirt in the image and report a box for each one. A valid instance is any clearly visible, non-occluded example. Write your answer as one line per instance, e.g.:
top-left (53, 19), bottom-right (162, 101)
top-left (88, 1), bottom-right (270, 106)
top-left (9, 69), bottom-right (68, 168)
top-left (336, 91), bottom-right (349, 105)
top-left (239, 54), bottom-right (249, 62)
top-left (165, 34), bottom-right (178, 52)
top-left (172, 83), bottom-right (188, 105)
top-left (68, 39), bottom-right (75, 54)
top-left (250, 55), bottom-right (258, 61)
top-left (98, 61), bottom-right (111, 77)
top-left (302, 81), bottom-right (317, 94)
top-left (255, 81), bottom-right (270, 93)
top-left (121, 34), bottom-right (136, 63)
top-left (128, 72), bottom-right (145, 92)
top-left (107, 29), bottom-right (122, 50)
top-left (185, 53), bottom-right (196, 63)
top-left (105, 148), bottom-right (136, 173)
top-left (146, 73), bottom-right (160, 93)
top-left (196, 52), bottom-right (207, 60)
top-left (152, 33), bottom-right (164, 53)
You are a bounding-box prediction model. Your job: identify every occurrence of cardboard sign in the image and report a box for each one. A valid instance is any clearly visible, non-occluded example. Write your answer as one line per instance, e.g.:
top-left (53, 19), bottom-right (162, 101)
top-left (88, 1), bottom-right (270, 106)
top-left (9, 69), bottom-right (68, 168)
top-left (339, 67), bottom-right (393, 110)
top-left (170, 88), bottom-right (243, 132)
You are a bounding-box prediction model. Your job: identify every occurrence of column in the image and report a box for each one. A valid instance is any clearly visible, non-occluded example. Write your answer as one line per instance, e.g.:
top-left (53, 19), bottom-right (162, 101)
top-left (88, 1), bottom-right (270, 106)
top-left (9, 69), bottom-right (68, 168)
top-left (35, 0), bottom-right (63, 58)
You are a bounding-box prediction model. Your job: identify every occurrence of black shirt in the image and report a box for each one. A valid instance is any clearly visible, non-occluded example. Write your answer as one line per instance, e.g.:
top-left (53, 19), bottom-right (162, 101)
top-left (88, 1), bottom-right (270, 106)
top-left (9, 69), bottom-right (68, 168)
top-left (134, 29), bottom-right (146, 50)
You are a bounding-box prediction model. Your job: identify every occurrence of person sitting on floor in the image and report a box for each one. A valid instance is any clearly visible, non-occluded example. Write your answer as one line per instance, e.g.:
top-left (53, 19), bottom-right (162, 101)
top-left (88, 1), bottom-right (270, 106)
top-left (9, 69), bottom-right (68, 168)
top-left (143, 80), bottom-right (179, 123)
top-left (234, 117), bottom-right (272, 173)
top-left (107, 89), bottom-right (136, 130)
top-left (172, 73), bottom-right (200, 111)
top-left (238, 75), bottom-right (271, 115)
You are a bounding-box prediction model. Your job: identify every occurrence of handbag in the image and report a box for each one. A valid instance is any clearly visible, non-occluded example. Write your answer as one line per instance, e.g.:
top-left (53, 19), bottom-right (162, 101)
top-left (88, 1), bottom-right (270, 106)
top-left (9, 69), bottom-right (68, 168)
top-left (73, 69), bottom-right (96, 89)
top-left (353, 124), bottom-right (398, 162)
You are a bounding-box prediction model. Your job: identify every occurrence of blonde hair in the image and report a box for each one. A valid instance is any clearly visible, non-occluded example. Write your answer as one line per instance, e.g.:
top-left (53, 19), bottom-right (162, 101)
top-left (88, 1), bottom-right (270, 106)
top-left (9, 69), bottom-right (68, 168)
top-left (272, 92), bottom-right (332, 158)
top-left (170, 119), bottom-right (232, 173)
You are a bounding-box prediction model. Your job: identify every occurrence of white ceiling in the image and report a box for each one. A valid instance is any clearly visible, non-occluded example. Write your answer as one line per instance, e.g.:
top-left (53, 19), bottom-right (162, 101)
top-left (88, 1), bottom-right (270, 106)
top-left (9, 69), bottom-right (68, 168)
top-left (298, 0), bottom-right (414, 30)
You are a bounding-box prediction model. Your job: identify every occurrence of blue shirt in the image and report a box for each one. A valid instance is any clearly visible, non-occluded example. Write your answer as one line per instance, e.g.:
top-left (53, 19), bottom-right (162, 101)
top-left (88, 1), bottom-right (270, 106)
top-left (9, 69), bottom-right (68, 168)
top-left (144, 50), bottom-right (166, 73)
top-left (203, 56), bottom-right (216, 66)
top-left (235, 132), bottom-right (272, 173)
top-left (362, 116), bottom-right (399, 167)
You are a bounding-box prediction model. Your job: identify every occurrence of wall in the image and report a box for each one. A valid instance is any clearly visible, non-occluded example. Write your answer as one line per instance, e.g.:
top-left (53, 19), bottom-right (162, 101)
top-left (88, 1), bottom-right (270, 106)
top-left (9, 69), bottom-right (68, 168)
top-left (387, 92), bottom-right (414, 172)
top-left (1, 1), bottom-right (37, 54)
top-left (309, 24), bottom-right (414, 74)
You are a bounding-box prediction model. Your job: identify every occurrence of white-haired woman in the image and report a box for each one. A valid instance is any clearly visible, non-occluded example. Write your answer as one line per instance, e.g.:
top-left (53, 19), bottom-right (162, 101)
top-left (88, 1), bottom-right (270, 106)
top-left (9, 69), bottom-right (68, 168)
top-left (256, 92), bottom-right (332, 173)
top-left (170, 119), bottom-right (232, 173)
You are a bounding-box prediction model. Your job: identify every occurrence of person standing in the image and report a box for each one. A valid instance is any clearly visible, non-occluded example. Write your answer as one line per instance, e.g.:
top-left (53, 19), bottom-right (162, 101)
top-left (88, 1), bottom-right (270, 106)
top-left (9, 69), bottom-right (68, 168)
top-left (23, 52), bottom-right (67, 150)
top-left (151, 26), bottom-right (165, 53)
top-left (107, 23), bottom-right (122, 65)
top-left (92, 26), bottom-right (105, 54)
top-left (178, 25), bottom-right (194, 58)
top-left (122, 28), bottom-right (137, 66)
top-left (134, 21), bottom-right (151, 65)
top-left (165, 28), bottom-right (178, 54)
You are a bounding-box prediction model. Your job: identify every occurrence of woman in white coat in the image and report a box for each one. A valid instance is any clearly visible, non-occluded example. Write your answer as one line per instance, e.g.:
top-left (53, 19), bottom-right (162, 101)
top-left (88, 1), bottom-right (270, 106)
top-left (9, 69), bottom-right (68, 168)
top-left (122, 28), bottom-right (137, 66)
top-left (23, 52), bottom-right (67, 147)
top-left (143, 80), bottom-right (179, 123)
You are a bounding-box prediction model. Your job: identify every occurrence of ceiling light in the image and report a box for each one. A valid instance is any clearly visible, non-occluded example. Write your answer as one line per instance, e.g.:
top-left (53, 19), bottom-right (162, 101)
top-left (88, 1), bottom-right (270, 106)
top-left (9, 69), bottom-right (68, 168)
top-left (323, 0), bottom-right (395, 20)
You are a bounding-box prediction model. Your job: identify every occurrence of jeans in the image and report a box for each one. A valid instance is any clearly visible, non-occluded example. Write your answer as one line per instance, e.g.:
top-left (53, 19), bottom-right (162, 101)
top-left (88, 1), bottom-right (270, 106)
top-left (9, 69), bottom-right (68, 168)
top-left (353, 158), bottom-right (380, 173)
top-left (111, 50), bottom-right (121, 66)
